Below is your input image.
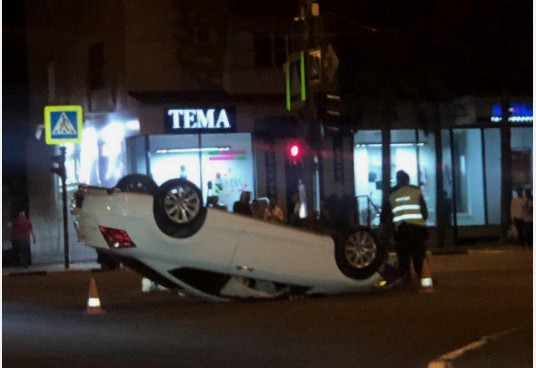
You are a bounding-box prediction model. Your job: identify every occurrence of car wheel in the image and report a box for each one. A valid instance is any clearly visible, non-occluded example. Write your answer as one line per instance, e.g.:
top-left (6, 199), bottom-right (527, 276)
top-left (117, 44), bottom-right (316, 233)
top-left (153, 178), bottom-right (207, 238)
top-left (116, 174), bottom-right (158, 194)
top-left (334, 228), bottom-right (385, 280)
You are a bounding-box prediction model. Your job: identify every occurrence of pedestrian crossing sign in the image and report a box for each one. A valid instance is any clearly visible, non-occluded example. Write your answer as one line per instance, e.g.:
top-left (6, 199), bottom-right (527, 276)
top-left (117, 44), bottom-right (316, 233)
top-left (44, 105), bottom-right (83, 145)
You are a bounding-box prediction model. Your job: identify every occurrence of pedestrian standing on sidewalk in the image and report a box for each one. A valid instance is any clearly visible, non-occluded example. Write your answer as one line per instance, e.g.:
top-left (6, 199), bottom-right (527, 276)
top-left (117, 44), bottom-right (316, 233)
top-left (510, 186), bottom-right (527, 246)
top-left (7, 210), bottom-right (36, 268)
top-left (385, 170), bottom-right (429, 283)
top-left (522, 188), bottom-right (533, 247)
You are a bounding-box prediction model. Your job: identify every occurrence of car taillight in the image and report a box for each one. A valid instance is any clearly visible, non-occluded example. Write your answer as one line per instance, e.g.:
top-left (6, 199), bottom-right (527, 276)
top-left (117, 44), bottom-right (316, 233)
top-left (99, 226), bottom-right (136, 248)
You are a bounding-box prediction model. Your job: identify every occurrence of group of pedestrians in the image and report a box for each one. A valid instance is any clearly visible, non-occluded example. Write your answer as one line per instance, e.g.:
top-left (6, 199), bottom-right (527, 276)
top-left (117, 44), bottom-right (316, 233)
top-left (511, 186), bottom-right (533, 247)
top-left (233, 191), bottom-right (285, 224)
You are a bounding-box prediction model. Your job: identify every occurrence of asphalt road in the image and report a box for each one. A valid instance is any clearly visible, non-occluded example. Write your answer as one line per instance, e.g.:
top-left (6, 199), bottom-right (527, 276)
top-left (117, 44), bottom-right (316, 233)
top-left (3, 248), bottom-right (533, 368)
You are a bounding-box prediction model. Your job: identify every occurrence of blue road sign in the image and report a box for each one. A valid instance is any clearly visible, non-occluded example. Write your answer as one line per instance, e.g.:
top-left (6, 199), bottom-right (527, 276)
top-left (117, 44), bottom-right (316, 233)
top-left (44, 105), bottom-right (83, 145)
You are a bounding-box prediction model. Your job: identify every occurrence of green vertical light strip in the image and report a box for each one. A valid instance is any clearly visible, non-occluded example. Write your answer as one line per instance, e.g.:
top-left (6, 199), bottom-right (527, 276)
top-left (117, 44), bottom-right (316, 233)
top-left (285, 61), bottom-right (291, 111)
top-left (300, 51), bottom-right (306, 102)
top-left (285, 51), bottom-right (306, 111)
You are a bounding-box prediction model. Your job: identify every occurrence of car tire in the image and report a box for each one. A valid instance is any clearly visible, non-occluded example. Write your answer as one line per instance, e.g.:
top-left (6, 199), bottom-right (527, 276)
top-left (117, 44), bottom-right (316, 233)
top-left (153, 178), bottom-right (207, 238)
top-left (333, 227), bottom-right (385, 280)
top-left (116, 174), bottom-right (158, 195)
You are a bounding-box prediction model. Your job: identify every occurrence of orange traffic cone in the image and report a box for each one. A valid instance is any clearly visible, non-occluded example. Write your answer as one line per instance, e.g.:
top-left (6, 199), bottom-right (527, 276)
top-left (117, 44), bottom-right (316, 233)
top-left (419, 256), bottom-right (436, 293)
top-left (85, 277), bottom-right (105, 314)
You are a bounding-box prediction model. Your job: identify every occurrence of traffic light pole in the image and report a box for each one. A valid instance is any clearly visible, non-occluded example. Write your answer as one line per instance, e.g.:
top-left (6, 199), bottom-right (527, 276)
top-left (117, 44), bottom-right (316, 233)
top-left (51, 146), bottom-right (70, 269)
top-left (61, 147), bottom-right (70, 269)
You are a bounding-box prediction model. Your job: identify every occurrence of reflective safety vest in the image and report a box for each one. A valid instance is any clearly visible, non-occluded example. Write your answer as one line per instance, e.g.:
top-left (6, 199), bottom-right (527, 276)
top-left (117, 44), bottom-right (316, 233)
top-left (389, 186), bottom-right (426, 229)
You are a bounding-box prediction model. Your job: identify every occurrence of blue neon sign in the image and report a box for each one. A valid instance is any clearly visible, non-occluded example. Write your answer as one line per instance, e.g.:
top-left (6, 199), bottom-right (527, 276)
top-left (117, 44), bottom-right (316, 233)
top-left (491, 102), bottom-right (533, 123)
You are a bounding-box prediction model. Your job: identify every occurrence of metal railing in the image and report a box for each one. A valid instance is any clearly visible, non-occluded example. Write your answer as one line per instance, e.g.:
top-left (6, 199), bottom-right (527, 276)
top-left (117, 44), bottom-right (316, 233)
top-left (356, 195), bottom-right (381, 228)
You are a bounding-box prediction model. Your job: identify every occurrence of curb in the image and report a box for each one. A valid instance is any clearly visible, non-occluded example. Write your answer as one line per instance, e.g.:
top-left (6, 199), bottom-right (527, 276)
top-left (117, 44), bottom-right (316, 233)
top-left (431, 249), bottom-right (469, 256)
top-left (3, 265), bottom-right (103, 277)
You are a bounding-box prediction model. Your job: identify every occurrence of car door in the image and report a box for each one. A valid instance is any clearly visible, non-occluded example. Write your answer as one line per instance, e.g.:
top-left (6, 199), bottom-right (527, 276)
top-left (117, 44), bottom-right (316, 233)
top-left (231, 217), bottom-right (338, 284)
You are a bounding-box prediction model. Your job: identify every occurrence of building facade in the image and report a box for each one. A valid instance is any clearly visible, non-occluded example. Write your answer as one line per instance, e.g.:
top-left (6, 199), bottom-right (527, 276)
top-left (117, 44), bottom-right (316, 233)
top-left (20, 0), bottom-right (532, 263)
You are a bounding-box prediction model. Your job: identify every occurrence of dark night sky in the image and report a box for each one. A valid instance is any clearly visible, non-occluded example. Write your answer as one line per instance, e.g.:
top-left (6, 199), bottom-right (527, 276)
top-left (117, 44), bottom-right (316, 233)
top-left (320, 0), bottom-right (533, 98)
top-left (3, 0), bottom-right (30, 181)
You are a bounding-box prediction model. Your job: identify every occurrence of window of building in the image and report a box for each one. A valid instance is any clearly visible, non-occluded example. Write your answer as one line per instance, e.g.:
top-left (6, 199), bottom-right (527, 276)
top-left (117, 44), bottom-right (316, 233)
top-left (451, 128), bottom-right (485, 226)
top-left (441, 130), bottom-right (454, 227)
top-left (444, 126), bottom-right (532, 228)
top-left (511, 127), bottom-right (533, 188)
top-left (484, 128), bottom-right (501, 224)
top-left (353, 129), bottom-right (436, 227)
top-left (137, 133), bottom-right (255, 211)
top-left (55, 118), bottom-right (140, 207)
top-left (390, 130), bottom-right (436, 225)
top-left (253, 33), bottom-right (287, 68)
top-left (354, 130), bottom-right (382, 227)
top-left (416, 130), bottom-right (436, 226)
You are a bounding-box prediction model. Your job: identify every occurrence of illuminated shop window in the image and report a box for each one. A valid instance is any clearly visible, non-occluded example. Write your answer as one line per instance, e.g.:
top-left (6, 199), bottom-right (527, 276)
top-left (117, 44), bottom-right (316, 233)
top-left (511, 127), bottom-right (533, 188)
top-left (354, 130), bottom-right (382, 227)
top-left (353, 129), bottom-right (436, 227)
top-left (452, 129), bottom-right (485, 226)
top-left (444, 127), bottom-right (532, 228)
top-left (201, 133), bottom-right (254, 211)
top-left (145, 133), bottom-right (255, 212)
top-left (58, 118), bottom-right (140, 191)
top-left (149, 134), bottom-right (202, 187)
top-left (415, 130), bottom-right (436, 226)
top-left (484, 128), bottom-right (501, 225)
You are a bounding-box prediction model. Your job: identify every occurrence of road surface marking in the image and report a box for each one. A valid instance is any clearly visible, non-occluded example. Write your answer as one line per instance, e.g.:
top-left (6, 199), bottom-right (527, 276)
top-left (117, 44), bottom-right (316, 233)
top-left (427, 327), bottom-right (525, 368)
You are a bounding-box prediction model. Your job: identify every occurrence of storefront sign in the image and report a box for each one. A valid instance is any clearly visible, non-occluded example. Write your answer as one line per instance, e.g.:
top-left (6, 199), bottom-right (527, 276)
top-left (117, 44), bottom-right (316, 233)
top-left (165, 108), bottom-right (236, 134)
top-left (491, 102), bottom-right (533, 123)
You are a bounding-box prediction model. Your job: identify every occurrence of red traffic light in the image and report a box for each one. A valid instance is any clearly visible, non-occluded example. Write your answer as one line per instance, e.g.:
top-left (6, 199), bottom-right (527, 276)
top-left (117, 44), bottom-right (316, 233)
top-left (288, 143), bottom-right (302, 158)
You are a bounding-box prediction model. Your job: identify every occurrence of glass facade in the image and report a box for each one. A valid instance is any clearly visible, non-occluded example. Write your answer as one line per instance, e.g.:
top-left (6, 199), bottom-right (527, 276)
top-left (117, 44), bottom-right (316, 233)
top-left (353, 129), bottom-right (437, 227)
top-left (483, 128), bottom-right (501, 224)
top-left (132, 133), bottom-right (255, 211)
top-left (451, 128), bottom-right (485, 226)
top-left (511, 127), bottom-right (533, 188)
top-left (355, 125), bottom-right (533, 230)
top-left (354, 130), bottom-right (382, 227)
top-left (61, 118), bottom-right (140, 189)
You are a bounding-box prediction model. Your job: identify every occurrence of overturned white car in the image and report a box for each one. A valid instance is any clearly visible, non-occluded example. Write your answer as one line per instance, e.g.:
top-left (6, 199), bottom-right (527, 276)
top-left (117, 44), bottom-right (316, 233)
top-left (71, 174), bottom-right (391, 302)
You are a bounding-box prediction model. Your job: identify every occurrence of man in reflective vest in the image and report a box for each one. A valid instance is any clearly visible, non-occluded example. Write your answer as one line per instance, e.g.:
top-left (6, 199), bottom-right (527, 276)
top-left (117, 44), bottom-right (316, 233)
top-left (387, 170), bottom-right (429, 282)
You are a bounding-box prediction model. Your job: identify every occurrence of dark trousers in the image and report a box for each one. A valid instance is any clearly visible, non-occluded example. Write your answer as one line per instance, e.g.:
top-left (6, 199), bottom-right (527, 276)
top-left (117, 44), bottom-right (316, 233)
top-left (525, 221), bottom-right (533, 247)
top-left (12, 240), bottom-right (32, 268)
top-left (11, 241), bottom-right (21, 267)
top-left (394, 222), bottom-right (429, 278)
top-left (513, 218), bottom-right (527, 246)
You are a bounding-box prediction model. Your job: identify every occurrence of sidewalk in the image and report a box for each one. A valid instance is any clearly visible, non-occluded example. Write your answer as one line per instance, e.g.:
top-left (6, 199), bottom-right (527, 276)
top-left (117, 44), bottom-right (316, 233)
top-left (430, 242), bottom-right (530, 255)
top-left (3, 260), bottom-right (101, 276)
